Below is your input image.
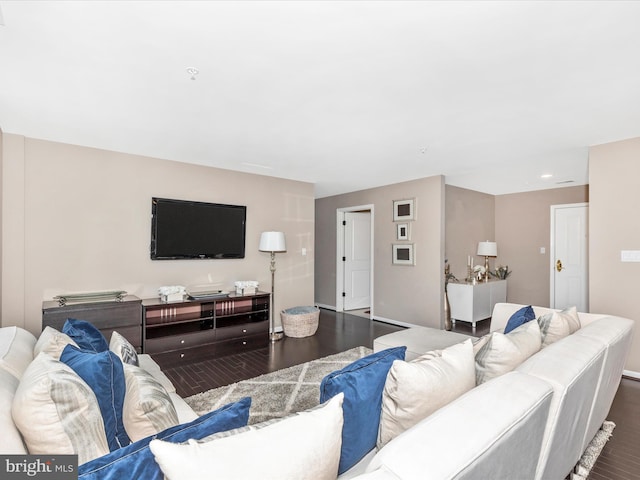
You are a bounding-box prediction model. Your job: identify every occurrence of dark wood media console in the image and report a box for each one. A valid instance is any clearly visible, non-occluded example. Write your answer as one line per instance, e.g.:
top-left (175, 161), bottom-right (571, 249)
top-left (142, 292), bottom-right (270, 368)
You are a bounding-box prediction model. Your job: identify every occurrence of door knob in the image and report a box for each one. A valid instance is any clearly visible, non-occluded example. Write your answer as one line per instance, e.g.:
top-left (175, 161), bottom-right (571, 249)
top-left (556, 259), bottom-right (564, 272)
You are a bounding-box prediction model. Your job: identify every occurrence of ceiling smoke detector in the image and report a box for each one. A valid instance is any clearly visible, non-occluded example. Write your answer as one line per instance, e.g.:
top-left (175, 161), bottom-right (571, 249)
top-left (186, 67), bottom-right (199, 80)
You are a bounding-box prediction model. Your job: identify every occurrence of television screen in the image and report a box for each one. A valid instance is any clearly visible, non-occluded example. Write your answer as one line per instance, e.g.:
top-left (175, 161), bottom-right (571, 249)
top-left (150, 197), bottom-right (246, 260)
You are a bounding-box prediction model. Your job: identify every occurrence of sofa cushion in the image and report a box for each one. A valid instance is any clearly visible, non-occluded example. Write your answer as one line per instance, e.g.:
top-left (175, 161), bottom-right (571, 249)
top-left (378, 339), bottom-right (475, 448)
top-left (122, 363), bottom-right (179, 441)
top-left (0, 326), bottom-right (37, 379)
top-left (504, 305), bottom-right (535, 334)
top-left (60, 345), bottom-right (130, 451)
top-left (538, 305), bottom-right (580, 347)
top-left (63, 319), bottom-right (109, 353)
top-left (475, 320), bottom-right (541, 385)
top-left (78, 397), bottom-right (251, 480)
top-left (149, 393), bottom-right (343, 480)
top-left (109, 331), bottom-right (139, 366)
top-left (320, 346), bottom-right (406, 475)
top-left (0, 368), bottom-right (28, 454)
top-left (12, 352), bottom-right (110, 464)
top-left (33, 326), bottom-right (78, 359)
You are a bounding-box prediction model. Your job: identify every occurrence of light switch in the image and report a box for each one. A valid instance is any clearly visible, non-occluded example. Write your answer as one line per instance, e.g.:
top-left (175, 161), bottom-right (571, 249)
top-left (540, 247), bottom-right (546, 254)
top-left (621, 250), bottom-right (640, 262)
top-left (301, 248), bottom-right (307, 256)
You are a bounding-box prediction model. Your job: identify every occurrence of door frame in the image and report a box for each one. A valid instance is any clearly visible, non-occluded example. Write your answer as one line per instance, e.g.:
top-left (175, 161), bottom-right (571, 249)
top-left (336, 204), bottom-right (374, 317)
top-left (550, 202), bottom-right (589, 310)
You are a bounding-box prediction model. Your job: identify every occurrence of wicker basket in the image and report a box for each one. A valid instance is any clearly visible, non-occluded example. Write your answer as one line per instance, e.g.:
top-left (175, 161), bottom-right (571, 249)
top-left (280, 306), bottom-right (320, 338)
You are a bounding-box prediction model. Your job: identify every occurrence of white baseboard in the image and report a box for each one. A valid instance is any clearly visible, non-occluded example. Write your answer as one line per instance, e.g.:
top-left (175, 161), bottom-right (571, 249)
top-left (623, 369), bottom-right (640, 380)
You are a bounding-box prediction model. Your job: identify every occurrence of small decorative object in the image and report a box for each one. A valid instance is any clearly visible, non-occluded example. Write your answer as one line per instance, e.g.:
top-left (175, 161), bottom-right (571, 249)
top-left (53, 290), bottom-right (127, 306)
top-left (396, 223), bottom-right (409, 241)
top-left (259, 231), bottom-right (287, 342)
top-left (392, 243), bottom-right (415, 265)
top-left (158, 285), bottom-right (186, 303)
top-left (477, 241), bottom-right (498, 282)
top-left (474, 265), bottom-right (486, 282)
top-left (393, 198), bottom-right (415, 221)
top-left (490, 265), bottom-right (512, 280)
top-left (234, 280), bottom-right (259, 295)
top-left (444, 260), bottom-right (458, 331)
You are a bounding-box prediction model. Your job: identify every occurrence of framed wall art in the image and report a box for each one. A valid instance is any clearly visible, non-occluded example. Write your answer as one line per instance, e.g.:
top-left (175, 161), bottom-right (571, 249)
top-left (396, 223), bottom-right (409, 241)
top-left (393, 198), bottom-right (415, 221)
top-left (392, 243), bottom-right (415, 265)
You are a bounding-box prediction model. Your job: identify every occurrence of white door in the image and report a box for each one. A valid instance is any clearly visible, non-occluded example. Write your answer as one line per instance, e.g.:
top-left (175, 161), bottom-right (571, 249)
top-left (343, 212), bottom-right (371, 310)
top-left (551, 203), bottom-right (588, 311)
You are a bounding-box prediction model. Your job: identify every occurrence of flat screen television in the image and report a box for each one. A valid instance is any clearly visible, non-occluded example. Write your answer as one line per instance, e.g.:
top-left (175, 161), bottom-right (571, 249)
top-left (150, 197), bottom-right (246, 260)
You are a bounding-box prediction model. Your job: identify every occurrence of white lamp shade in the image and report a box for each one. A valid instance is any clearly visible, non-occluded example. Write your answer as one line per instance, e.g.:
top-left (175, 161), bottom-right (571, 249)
top-left (259, 231), bottom-right (286, 252)
top-left (477, 241), bottom-right (497, 257)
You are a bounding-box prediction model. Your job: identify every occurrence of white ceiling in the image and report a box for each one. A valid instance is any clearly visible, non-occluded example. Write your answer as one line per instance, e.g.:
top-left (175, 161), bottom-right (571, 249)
top-left (1, 1), bottom-right (639, 198)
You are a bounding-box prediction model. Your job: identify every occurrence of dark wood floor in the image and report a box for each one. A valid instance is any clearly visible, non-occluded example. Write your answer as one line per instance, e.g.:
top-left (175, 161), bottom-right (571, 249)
top-left (163, 309), bottom-right (639, 480)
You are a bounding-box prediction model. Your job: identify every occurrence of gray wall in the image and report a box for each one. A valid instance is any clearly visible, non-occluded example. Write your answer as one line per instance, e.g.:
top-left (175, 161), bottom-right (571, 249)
top-left (315, 175), bottom-right (445, 328)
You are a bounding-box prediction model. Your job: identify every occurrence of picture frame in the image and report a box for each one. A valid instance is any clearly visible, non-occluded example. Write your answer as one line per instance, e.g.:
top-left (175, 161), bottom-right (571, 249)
top-left (393, 198), bottom-right (415, 221)
top-left (396, 223), bottom-right (409, 241)
top-left (392, 243), bottom-right (415, 265)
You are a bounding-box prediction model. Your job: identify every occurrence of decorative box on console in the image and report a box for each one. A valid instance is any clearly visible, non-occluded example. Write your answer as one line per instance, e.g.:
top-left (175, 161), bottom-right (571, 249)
top-left (235, 281), bottom-right (259, 296)
top-left (158, 285), bottom-right (186, 303)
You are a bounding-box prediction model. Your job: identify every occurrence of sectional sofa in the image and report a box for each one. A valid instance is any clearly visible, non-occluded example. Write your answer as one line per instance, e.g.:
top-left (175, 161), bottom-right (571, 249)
top-left (0, 303), bottom-right (633, 480)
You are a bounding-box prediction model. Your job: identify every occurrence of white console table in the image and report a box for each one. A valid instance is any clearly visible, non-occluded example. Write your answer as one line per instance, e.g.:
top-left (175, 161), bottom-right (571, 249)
top-left (447, 280), bottom-right (507, 331)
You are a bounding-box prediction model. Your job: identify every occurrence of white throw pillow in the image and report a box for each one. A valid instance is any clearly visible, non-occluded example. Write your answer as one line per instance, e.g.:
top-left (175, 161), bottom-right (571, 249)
top-left (109, 331), bottom-right (139, 366)
top-left (33, 326), bottom-right (78, 360)
top-left (149, 393), bottom-right (344, 480)
top-left (475, 320), bottom-right (542, 385)
top-left (377, 339), bottom-right (475, 448)
top-left (11, 352), bottom-right (110, 464)
top-left (122, 363), bottom-right (179, 441)
top-left (538, 305), bottom-right (581, 347)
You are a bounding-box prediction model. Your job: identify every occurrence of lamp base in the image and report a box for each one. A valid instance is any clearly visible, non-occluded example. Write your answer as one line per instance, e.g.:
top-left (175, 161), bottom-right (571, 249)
top-left (270, 332), bottom-right (284, 342)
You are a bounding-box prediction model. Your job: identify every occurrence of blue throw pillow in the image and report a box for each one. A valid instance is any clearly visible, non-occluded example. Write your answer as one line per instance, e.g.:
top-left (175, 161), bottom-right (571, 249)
top-left (78, 397), bottom-right (251, 480)
top-left (63, 319), bottom-right (109, 353)
top-left (320, 346), bottom-right (406, 474)
top-left (61, 345), bottom-right (130, 451)
top-left (504, 305), bottom-right (536, 334)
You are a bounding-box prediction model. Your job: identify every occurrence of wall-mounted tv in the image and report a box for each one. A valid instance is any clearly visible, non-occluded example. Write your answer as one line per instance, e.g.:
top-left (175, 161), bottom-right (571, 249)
top-left (150, 197), bottom-right (246, 260)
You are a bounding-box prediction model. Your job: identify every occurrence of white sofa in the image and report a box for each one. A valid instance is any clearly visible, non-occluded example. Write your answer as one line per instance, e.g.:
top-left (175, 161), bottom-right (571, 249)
top-left (1, 302), bottom-right (633, 480)
top-left (356, 303), bottom-right (634, 480)
top-left (0, 326), bottom-right (198, 456)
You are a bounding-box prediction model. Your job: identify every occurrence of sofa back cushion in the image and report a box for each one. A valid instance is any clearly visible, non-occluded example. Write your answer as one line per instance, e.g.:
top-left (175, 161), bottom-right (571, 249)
top-left (0, 368), bottom-right (27, 454)
top-left (0, 326), bottom-right (37, 379)
top-left (475, 320), bottom-right (541, 385)
top-left (378, 339), bottom-right (475, 448)
top-left (12, 352), bottom-right (110, 464)
top-left (365, 372), bottom-right (553, 480)
top-left (516, 332), bottom-right (606, 480)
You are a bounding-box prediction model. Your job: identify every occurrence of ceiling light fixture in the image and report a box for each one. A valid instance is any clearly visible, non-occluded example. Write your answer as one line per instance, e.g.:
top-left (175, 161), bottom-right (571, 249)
top-left (186, 67), bottom-right (199, 80)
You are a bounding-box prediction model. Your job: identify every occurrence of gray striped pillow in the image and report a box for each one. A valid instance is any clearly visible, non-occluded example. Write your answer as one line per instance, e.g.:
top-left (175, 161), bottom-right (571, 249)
top-left (109, 331), bottom-right (139, 366)
top-left (12, 352), bottom-right (110, 464)
top-left (122, 363), bottom-right (179, 441)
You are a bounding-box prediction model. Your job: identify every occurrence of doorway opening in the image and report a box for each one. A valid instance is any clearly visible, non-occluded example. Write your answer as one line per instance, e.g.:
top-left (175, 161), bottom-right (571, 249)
top-left (336, 205), bottom-right (374, 319)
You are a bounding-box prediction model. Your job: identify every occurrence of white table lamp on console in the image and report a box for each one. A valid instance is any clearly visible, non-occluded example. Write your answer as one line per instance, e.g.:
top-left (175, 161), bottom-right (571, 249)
top-left (259, 231), bottom-right (287, 342)
top-left (477, 241), bottom-right (497, 282)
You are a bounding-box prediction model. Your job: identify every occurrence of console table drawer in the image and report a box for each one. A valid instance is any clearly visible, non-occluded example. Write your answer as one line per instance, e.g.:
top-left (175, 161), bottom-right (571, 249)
top-left (215, 320), bottom-right (269, 341)
top-left (145, 329), bottom-right (216, 354)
